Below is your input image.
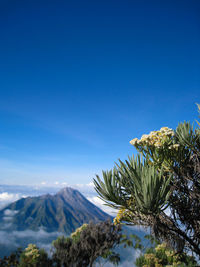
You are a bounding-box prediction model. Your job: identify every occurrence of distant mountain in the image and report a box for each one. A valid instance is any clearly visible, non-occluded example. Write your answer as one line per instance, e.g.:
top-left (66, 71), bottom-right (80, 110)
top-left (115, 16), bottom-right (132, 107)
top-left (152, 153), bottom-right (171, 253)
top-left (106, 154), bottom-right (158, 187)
top-left (0, 187), bottom-right (111, 234)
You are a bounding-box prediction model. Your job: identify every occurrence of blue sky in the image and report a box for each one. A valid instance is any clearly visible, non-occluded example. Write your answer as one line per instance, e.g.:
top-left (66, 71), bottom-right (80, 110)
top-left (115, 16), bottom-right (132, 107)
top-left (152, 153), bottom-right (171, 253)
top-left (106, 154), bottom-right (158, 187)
top-left (0, 0), bottom-right (199, 186)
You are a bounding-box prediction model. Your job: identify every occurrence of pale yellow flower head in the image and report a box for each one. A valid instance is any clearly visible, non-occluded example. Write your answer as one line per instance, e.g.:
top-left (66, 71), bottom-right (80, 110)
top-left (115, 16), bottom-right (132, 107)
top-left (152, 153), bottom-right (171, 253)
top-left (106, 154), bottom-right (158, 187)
top-left (129, 138), bottom-right (138, 145)
top-left (130, 126), bottom-right (175, 149)
top-left (24, 244), bottom-right (40, 259)
top-left (160, 127), bottom-right (170, 132)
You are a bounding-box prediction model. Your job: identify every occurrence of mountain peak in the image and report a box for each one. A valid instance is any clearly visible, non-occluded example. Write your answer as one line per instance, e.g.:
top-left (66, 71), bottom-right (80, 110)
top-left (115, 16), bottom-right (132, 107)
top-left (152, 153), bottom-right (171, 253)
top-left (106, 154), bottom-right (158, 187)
top-left (0, 187), bottom-right (111, 234)
top-left (57, 186), bottom-right (79, 195)
top-left (56, 187), bottom-right (85, 203)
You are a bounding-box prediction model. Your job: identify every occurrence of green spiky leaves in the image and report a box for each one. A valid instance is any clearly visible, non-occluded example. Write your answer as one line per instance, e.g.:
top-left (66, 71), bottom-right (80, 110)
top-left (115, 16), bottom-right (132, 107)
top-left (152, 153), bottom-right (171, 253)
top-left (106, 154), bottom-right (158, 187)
top-left (128, 157), bottom-right (172, 215)
top-left (94, 168), bottom-right (128, 209)
top-left (94, 156), bottom-right (171, 215)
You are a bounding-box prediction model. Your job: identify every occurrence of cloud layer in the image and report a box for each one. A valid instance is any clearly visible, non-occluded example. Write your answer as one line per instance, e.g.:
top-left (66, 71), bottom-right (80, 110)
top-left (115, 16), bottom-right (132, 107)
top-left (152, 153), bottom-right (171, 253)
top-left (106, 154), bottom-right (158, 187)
top-left (0, 228), bottom-right (62, 257)
top-left (0, 192), bottom-right (23, 209)
top-left (0, 184), bottom-right (149, 266)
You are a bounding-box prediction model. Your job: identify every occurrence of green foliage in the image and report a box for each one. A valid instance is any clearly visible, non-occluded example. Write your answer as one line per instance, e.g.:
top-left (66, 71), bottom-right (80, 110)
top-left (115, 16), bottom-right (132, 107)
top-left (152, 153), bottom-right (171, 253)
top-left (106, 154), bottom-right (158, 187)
top-left (0, 221), bottom-right (122, 267)
top-left (0, 248), bottom-right (22, 267)
top-left (94, 156), bottom-right (172, 215)
top-left (18, 244), bottom-right (51, 267)
top-left (70, 223), bottom-right (88, 242)
top-left (52, 220), bottom-right (122, 267)
top-left (93, 108), bottom-right (200, 258)
top-left (120, 156), bottom-right (171, 215)
top-left (94, 168), bottom-right (128, 209)
top-left (0, 245), bottom-right (52, 267)
top-left (52, 236), bottom-right (73, 266)
top-left (135, 242), bottom-right (197, 267)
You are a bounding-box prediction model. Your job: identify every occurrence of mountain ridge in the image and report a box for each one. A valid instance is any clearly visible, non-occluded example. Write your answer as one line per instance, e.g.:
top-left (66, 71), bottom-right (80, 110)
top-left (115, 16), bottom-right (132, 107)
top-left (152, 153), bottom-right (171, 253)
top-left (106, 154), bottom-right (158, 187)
top-left (0, 187), bottom-right (111, 234)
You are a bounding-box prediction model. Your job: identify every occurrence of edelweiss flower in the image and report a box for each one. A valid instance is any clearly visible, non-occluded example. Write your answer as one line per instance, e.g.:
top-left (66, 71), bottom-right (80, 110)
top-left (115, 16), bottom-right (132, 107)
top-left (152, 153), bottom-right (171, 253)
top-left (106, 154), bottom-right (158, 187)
top-left (130, 126), bottom-right (175, 149)
top-left (130, 138), bottom-right (138, 145)
top-left (141, 134), bottom-right (149, 140)
top-left (160, 127), bottom-right (170, 132)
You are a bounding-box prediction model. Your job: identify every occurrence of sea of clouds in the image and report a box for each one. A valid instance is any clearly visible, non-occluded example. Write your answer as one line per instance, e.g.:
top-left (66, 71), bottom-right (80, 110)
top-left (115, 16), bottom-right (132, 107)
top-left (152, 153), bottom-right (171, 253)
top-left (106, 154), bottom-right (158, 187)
top-left (0, 184), bottom-right (148, 266)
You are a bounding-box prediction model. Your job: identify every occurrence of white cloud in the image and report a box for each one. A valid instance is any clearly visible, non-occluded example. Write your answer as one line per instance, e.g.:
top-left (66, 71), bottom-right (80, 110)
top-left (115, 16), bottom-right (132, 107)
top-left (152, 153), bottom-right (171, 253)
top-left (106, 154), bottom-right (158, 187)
top-left (87, 182), bottom-right (94, 187)
top-left (0, 192), bottom-right (22, 209)
top-left (12, 228), bottom-right (62, 239)
top-left (0, 222), bottom-right (12, 230)
top-left (75, 182), bottom-right (94, 188)
top-left (2, 209), bottom-right (19, 222)
top-left (87, 196), bottom-right (117, 216)
top-left (0, 228), bottom-right (62, 256)
top-left (0, 192), bottom-right (18, 201)
top-left (72, 183), bottom-right (96, 194)
top-left (0, 230), bottom-right (18, 247)
top-left (4, 209), bottom-right (18, 216)
top-left (0, 226), bottom-right (145, 266)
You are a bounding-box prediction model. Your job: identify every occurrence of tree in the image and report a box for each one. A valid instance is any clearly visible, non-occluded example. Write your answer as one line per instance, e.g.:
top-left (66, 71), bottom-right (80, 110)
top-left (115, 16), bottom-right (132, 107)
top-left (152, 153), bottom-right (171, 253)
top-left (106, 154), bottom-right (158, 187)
top-left (18, 244), bottom-right (51, 267)
top-left (0, 248), bottom-right (22, 267)
top-left (0, 245), bottom-right (52, 267)
top-left (52, 220), bottom-right (122, 267)
top-left (135, 242), bottom-right (197, 267)
top-left (94, 110), bottom-right (200, 259)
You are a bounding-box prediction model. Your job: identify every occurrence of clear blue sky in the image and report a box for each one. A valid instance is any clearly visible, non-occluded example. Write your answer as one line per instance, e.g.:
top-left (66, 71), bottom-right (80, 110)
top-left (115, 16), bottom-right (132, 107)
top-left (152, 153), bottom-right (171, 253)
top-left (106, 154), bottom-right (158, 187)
top-left (0, 0), bottom-right (199, 186)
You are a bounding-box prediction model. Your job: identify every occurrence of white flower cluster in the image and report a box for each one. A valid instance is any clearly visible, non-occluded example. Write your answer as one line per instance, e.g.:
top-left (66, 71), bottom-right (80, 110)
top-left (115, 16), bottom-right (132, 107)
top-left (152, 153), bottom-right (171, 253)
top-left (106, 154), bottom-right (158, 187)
top-left (71, 223), bottom-right (88, 238)
top-left (130, 127), bottom-right (176, 149)
top-left (24, 244), bottom-right (40, 259)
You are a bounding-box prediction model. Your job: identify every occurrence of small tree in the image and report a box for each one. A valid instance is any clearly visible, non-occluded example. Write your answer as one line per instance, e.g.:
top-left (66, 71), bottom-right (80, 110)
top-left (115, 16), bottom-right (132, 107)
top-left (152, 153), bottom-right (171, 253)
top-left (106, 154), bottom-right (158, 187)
top-left (18, 244), bottom-right (51, 267)
top-left (135, 242), bottom-right (197, 267)
top-left (94, 108), bottom-right (200, 259)
top-left (52, 220), bottom-right (122, 267)
top-left (0, 248), bottom-right (22, 267)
